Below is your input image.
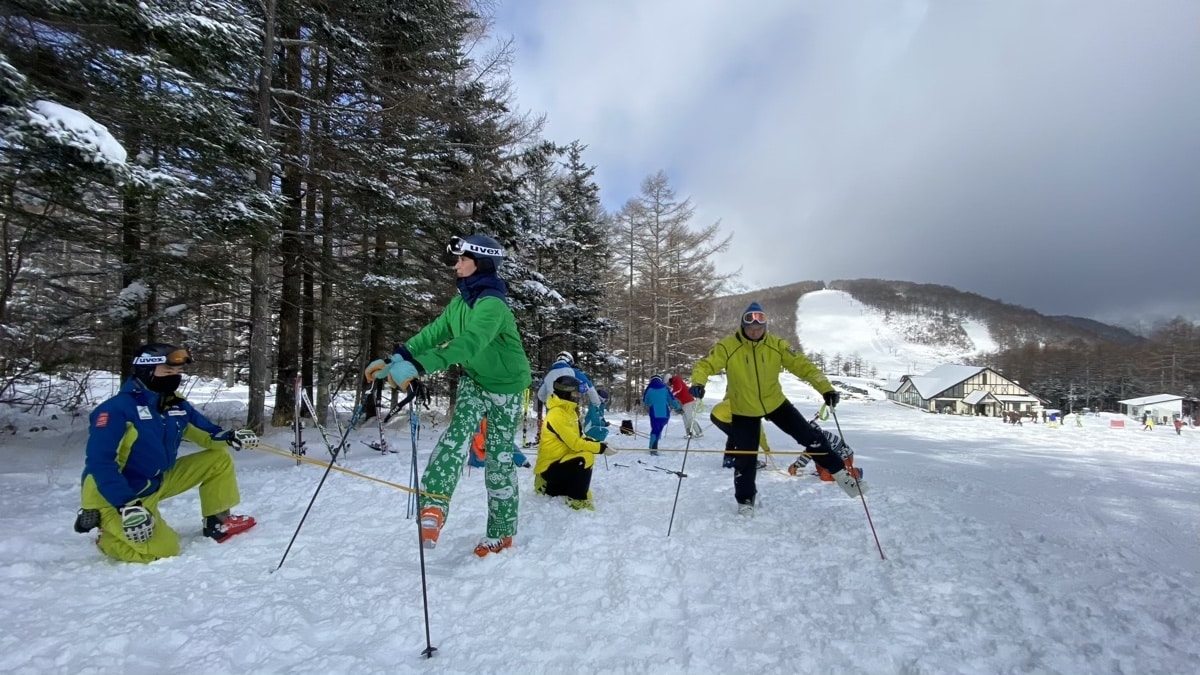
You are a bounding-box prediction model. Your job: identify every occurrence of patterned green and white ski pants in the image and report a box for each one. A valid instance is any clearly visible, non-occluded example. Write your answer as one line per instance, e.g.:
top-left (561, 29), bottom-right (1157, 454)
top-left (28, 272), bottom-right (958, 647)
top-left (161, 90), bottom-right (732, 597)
top-left (420, 376), bottom-right (523, 538)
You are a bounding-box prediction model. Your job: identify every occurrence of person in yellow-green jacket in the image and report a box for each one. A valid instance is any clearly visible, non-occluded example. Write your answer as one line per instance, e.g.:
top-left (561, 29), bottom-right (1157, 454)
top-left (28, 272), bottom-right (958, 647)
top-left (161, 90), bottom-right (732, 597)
top-left (77, 344), bottom-right (258, 563)
top-left (690, 302), bottom-right (868, 516)
top-left (534, 376), bottom-right (618, 510)
top-left (367, 234), bottom-right (532, 558)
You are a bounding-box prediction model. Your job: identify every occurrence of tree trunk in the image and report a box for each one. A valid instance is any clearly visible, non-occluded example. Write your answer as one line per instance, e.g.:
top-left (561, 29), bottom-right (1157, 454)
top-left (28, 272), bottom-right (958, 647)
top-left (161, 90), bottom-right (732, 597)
top-left (300, 48), bottom-right (320, 414)
top-left (301, 187), bottom-right (315, 415)
top-left (270, 15), bottom-right (304, 427)
top-left (247, 0), bottom-right (277, 433)
top-left (316, 182), bottom-right (334, 427)
top-left (315, 52), bottom-right (335, 428)
top-left (119, 187), bottom-right (142, 384)
top-left (118, 126), bottom-right (144, 384)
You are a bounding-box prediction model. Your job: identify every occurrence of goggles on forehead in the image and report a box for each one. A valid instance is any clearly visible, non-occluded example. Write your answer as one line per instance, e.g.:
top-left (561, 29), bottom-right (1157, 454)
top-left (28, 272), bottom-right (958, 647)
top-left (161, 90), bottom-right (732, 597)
top-left (742, 311), bottom-right (768, 325)
top-left (446, 236), bottom-right (505, 259)
top-left (132, 348), bottom-right (193, 367)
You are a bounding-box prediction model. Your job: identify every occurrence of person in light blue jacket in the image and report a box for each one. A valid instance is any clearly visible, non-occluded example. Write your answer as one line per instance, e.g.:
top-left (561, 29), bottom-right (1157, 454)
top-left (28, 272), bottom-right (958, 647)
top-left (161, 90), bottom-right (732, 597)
top-left (641, 375), bottom-right (681, 456)
top-left (583, 388), bottom-right (611, 442)
top-left (536, 351), bottom-right (602, 408)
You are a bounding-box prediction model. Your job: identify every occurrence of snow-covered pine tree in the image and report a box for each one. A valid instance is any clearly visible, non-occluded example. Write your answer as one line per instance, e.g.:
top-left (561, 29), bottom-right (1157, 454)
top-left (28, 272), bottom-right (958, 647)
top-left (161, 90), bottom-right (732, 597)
top-left (0, 1), bottom-right (273, 392)
top-left (501, 141), bottom-right (569, 375)
top-left (552, 141), bottom-right (619, 385)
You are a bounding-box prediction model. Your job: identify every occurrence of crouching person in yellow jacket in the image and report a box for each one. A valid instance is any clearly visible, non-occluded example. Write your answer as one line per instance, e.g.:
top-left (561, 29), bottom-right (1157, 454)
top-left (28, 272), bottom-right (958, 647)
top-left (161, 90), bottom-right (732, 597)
top-left (534, 375), bottom-right (618, 510)
top-left (711, 399), bottom-right (770, 469)
top-left (76, 344), bottom-right (257, 563)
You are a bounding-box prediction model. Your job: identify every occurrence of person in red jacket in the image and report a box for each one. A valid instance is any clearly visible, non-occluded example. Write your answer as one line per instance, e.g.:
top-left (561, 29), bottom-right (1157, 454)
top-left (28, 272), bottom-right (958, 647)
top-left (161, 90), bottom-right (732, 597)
top-left (667, 375), bottom-right (703, 438)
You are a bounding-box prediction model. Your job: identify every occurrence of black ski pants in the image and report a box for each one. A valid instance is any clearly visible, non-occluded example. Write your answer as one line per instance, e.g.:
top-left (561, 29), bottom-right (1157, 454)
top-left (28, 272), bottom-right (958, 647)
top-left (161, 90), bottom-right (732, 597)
top-left (728, 400), bottom-right (846, 504)
top-left (710, 414), bottom-right (737, 466)
top-left (540, 457), bottom-right (593, 500)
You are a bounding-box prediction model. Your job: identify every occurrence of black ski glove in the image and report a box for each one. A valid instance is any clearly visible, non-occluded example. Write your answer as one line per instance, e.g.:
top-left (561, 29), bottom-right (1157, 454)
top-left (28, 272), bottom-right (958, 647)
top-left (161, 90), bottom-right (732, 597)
top-left (408, 378), bottom-right (432, 408)
top-left (689, 384), bottom-right (705, 399)
top-left (822, 390), bottom-right (840, 408)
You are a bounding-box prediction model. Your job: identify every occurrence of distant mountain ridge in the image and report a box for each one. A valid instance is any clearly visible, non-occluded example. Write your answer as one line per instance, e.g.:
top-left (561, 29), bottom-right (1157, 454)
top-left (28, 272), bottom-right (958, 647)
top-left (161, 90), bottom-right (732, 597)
top-left (714, 279), bottom-right (1143, 377)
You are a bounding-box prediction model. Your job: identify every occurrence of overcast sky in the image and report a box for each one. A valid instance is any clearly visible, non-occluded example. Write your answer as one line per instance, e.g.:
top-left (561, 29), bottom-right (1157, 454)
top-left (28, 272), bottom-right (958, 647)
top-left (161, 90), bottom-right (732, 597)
top-left (493, 0), bottom-right (1200, 325)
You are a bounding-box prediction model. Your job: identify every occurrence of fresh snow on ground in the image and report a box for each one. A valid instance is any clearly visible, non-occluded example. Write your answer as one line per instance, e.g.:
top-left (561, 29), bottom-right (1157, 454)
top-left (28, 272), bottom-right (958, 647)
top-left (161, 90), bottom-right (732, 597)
top-left (796, 289), bottom-right (998, 379)
top-left (1, 358), bottom-right (1198, 673)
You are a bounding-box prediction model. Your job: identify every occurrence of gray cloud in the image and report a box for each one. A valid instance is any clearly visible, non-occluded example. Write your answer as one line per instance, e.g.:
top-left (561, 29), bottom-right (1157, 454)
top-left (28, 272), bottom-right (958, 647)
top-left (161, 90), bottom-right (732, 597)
top-left (497, 0), bottom-right (1200, 324)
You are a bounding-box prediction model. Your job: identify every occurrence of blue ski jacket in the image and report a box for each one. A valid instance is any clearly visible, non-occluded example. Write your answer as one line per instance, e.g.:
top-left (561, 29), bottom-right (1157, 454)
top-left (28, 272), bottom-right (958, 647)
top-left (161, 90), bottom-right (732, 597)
top-left (81, 378), bottom-right (229, 508)
top-left (642, 376), bottom-right (681, 418)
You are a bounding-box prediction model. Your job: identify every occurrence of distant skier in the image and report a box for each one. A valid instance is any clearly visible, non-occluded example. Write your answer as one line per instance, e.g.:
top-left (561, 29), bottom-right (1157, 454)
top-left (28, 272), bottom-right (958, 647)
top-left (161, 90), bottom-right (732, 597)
top-left (537, 351), bottom-right (602, 410)
top-left (668, 375), bottom-right (703, 438)
top-left (641, 375), bottom-right (681, 456)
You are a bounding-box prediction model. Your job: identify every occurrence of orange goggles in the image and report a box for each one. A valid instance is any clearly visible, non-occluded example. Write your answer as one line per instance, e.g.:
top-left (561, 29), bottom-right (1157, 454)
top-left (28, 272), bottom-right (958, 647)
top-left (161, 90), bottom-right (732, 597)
top-left (742, 311), bottom-right (768, 325)
top-left (132, 348), bottom-right (193, 367)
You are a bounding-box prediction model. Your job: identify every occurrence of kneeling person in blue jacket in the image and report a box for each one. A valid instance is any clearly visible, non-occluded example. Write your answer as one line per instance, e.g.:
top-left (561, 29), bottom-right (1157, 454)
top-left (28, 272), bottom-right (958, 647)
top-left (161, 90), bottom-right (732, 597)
top-left (76, 344), bottom-right (257, 563)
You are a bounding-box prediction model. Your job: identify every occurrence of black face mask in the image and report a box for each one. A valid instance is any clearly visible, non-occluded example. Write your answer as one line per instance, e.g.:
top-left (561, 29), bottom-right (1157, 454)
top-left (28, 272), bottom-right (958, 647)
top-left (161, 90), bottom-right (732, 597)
top-left (146, 374), bottom-right (182, 394)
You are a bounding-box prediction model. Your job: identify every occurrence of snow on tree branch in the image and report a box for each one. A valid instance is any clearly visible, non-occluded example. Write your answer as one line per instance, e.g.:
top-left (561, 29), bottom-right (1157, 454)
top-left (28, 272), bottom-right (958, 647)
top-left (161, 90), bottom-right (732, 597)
top-left (28, 101), bottom-right (128, 168)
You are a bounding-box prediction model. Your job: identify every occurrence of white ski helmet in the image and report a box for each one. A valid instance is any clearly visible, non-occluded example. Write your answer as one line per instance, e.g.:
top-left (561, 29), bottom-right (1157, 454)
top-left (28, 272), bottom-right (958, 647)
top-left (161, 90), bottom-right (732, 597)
top-left (445, 234), bottom-right (505, 273)
top-left (555, 351), bottom-right (574, 366)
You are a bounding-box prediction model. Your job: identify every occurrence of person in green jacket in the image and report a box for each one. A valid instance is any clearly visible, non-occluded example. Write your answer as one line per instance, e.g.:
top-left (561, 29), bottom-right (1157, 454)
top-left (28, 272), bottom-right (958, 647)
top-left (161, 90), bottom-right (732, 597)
top-left (689, 302), bottom-right (867, 516)
top-left (367, 234), bottom-right (532, 558)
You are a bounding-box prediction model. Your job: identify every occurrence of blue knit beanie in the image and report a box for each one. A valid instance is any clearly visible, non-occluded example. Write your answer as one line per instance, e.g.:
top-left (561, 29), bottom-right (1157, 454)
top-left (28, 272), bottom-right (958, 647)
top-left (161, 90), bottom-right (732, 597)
top-left (741, 302), bottom-right (767, 328)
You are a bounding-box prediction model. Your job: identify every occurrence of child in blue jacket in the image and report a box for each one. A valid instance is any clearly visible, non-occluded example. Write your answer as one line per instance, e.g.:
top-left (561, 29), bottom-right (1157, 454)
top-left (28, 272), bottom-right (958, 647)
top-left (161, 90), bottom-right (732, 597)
top-left (641, 375), bottom-right (681, 456)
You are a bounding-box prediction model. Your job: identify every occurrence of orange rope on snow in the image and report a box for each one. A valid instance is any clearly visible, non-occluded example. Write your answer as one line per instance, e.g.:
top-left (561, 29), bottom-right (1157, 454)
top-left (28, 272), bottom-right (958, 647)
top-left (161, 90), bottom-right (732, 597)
top-left (253, 443), bottom-right (447, 500)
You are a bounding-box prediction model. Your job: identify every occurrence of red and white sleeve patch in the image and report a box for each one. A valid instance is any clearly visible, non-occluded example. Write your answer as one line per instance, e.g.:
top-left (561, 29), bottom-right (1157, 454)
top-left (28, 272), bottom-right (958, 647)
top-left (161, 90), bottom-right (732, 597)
top-left (95, 412), bottom-right (109, 428)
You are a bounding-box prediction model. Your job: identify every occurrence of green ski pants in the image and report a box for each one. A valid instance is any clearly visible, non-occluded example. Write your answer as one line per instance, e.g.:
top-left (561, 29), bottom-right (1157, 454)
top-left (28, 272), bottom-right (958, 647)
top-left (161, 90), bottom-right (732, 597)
top-left (420, 376), bottom-right (523, 538)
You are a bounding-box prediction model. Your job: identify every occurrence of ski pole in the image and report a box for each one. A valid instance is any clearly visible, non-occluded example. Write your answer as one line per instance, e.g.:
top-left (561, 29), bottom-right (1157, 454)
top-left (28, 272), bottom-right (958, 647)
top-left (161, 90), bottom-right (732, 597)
top-left (666, 432), bottom-right (693, 537)
top-left (372, 380), bottom-right (391, 455)
top-left (409, 390), bottom-right (437, 659)
top-left (407, 403), bottom-right (419, 519)
top-left (291, 373), bottom-right (304, 466)
top-left (274, 390), bottom-right (369, 572)
top-left (830, 408), bottom-right (886, 560)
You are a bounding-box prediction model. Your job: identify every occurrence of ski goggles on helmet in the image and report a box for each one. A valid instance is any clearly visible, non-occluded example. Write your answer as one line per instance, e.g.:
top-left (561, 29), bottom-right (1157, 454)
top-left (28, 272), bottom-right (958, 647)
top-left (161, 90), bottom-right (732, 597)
top-left (446, 236), bottom-right (505, 259)
top-left (132, 348), bottom-right (193, 367)
top-left (742, 311), bottom-right (768, 325)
